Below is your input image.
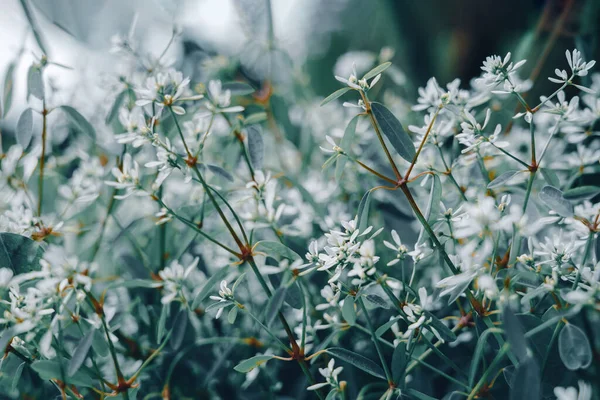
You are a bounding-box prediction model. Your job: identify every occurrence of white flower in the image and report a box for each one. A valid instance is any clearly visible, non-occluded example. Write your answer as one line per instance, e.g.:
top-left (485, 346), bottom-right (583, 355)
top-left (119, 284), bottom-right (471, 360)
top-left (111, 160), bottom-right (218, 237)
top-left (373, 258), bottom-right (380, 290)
top-left (105, 154), bottom-right (146, 199)
top-left (207, 80), bottom-right (244, 113)
top-left (307, 358), bottom-right (344, 391)
top-left (320, 135), bottom-right (344, 154)
top-left (158, 258), bottom-right (199, 304)
top-left (478, 52), bottom-right (526, 88)
top-left (554, 381), bottom-right (592, 400)
top-left (209, 280), bottom-right (235, 319)
top-left (383, 230), bottom-right (408, 266)
top-left (565, 49), bottom-right (596, 77)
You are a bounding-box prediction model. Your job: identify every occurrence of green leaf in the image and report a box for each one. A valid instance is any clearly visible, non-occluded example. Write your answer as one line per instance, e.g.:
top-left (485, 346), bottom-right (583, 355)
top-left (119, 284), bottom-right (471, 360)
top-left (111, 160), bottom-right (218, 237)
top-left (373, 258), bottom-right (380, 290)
top-left (106, 90), bottom-right (126, 125)
top-left (539, 168), bottom-right (560, 188)
top-left (227, 306), bottom-right (238, 324)
top-left (362, 62), bottom-right (392, 80)
top-left (60, 105), bottom-right (96, 139)
top-left (191, 266), bottom-right (229, 309)
top-left (254, 241), bottom-right (301, 261)
top-left (2, 62), bottom-right (16, 117)
top-left (12, 361), bottom-right (26, 391)
top-left (424, 311), bottom-right (456, 342)
top-left (170, 308), bottom-right (188, 350)
top-left (244, 112), bottom-right (267, 125)
top-left (375, 317), bottom-right (400, 337)
top-left (157, 303), bottom-right (169, 344)
top-left (234, 355), bottom-right (273, 373)
top-left (68, 329), bottom-right (95, 377)
top-left (32, 359), bottom-right (95, 387)
top-left (91, 328), bottom-right (109, 357)
top-left (538, 185), bottom-right (574, 218)
top-left (356, 189), bottom-right (373, 232)
top-left (206, 164), bottom-right (234, 182)
top-left (502, 306), bottom-right (528, 363)
top-left (405, 388), bottom-right (437, 400)
top-left (0, 326), bottom-right (17, 359)
top-left (364, 294), bottom-right (390, 309)
top-left (341, 296), bottom-right (356, 326)
top-left (335, 115), bottom-right (359, 183)
top-left (27, 65), bottom-right (44, 100)
top-left (320, 87), bottom-right (351, 107)
top-left (370, 102), bottom-right (415, 163)
top-left (391, 343), bottom-right (407, 384)
top-left (326, 347), bottom-right (386, 380)
top-left (222, 81), bottom-right (255, 96)
top-left (469, 328), bottom-right (503, 386)
top-left (246, 125), bottom-right (264, 170)
top-left (487, 170), bottom-right (523, 189)
top-left (417, 174), bottom-right (441, 245)
top-left (265, 286), bottom-right (287, 327)
top-left (16, 108), bottom-right (34, 150)
top-left (509, 356), bottom-right (540, 400)
top-left (563, 186), bottom-right (600, 201)
top-left (558, 323), bottom-right (592, 370)
top-left (0, 233), bottom-right (44, 274)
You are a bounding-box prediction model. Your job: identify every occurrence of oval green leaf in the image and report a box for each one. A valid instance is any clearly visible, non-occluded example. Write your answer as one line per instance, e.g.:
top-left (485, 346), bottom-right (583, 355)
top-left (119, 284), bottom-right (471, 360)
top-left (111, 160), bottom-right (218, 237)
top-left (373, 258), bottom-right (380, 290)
top-left (326, 347), bottom-right (386, 380)
top-left (370, 102), bottom-right (415, 163)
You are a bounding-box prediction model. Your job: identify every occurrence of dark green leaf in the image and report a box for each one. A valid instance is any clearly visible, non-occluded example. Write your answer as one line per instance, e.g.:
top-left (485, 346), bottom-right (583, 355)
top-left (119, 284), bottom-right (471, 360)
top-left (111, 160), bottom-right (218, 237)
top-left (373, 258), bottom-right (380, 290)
top-left (255, 241), bottom-right (301, 261)
top-left (12, 361), bottom-right (25, 391)
top-left (265, 287), bottom-right (287, 327)
top-left (538, 185), bottom-right (574, 218)
top-left (91, 328), bottom-right (108, 357)
top-left (341, 296), bottom-right (356, 326)
top-left (68, 329), bottom-right (95, 376)
top-left (320, 87), bottom-right (351, 107)
top-left (558, 323), bottom-right (592, 370)
top-left (170, 308), bottom-right (188, 350)
top-left (469, 328), bottom-right (503, 386)
top-left (191, 266), bottom-right (229, 309)
top-left (502, 306), bottom-right (528, 362)
top-left (157, 303), bottom-right (169, 343)
top-left (0, 233), bottom-right (44, 274)
top-left (391, 343), bottom-right (407, 383)
top-left (362, 62), bottom-right (392, 80)
top-left (375, 317), bottom-right (400, 337)
top-left (32, 359), bottom-right (95, 387)
top-left (16, 108), bottom-right (34, 150)
top-left (563, 186), bottom-right (600, 201)
top-left (509, 356), bottom-right (540, 400)
top-left (364, 294), bottom-right (390, 309)
top-left (326, 347), bottom-right (386, 380)
top-left (247, 125), bottom-right (264, 170)
top-left (370, 102), bottom-right (415, 163)
top-left (424, 311), bottom-right (456, 342)
top-left (60, 105), bottom-right (96, 139)
top-left (405, 388), bottom-right (437, 400)
top-left (234, 355), bottom-right (273, 373)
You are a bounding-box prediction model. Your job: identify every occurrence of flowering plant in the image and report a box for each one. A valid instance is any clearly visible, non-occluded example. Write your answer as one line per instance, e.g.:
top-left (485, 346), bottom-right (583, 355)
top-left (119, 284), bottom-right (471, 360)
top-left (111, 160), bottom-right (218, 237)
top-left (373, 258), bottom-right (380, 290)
top-left (0, 2), bottom-right (599, 400)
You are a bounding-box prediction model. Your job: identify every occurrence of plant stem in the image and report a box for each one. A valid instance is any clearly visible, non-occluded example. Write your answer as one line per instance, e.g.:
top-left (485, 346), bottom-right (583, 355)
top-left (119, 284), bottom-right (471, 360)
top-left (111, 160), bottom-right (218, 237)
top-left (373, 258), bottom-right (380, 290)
top-left (405, 106), bottom-right (441, 180)
top-left (357, 297), bottom-right (393, 384)
top-left (37, 100), bottom-right (47, 216)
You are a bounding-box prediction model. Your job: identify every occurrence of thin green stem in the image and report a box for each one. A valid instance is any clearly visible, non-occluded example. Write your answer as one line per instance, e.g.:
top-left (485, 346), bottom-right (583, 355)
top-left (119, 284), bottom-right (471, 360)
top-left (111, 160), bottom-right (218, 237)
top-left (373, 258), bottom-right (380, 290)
top-left (357, 297), bottom-right (393, 384)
